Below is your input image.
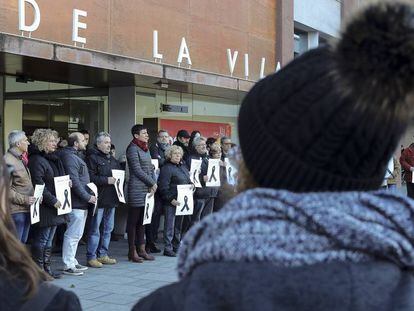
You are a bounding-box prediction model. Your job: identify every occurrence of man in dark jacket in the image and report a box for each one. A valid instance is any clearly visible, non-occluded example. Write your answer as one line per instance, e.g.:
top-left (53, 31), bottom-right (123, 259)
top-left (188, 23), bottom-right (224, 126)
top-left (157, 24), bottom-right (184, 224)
top-left (86, 132), bottom-right (121, 268)
top-left (59, 132), bottom-right (96, 276)
top-left (146, 129), bottom-right (170, 253)
top-left (173, 130), bottom-right (191, 168)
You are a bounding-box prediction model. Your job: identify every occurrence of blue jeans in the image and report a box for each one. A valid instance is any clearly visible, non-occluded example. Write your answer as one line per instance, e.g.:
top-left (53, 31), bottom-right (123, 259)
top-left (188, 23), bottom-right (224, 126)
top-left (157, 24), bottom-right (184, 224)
top-left (87, 207), bottom-right (115, 260)
top-left (12, 212), bottom-right (31, 243)
top-left (32, 226), bottom-right (57, 249)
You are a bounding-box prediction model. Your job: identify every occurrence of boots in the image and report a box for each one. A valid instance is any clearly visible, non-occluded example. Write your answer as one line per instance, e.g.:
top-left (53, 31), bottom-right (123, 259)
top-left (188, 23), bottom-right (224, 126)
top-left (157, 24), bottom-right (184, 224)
top-left (31, 245), bottom-right (44, 270)
top-left (137, 244), bottom-right (155, 261)
top-left (44, 247), bottom-right (62, 279)
top-left (128, 246), bottom-right (144, 263)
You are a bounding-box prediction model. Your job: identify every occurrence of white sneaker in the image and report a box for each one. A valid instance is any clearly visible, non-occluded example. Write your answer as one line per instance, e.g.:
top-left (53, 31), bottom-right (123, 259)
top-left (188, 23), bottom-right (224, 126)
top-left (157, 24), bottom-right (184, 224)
top-left (63, 268), bottom-right (84, 276)
top-left (75, 264), bottom-right (88, 271)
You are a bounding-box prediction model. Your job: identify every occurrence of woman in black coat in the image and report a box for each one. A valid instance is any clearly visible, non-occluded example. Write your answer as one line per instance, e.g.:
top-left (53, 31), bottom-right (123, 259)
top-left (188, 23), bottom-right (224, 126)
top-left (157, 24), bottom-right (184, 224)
top-left (158, 145), bottom-right (191, 257)
top-left (28, 129), bottom-right (68, 279)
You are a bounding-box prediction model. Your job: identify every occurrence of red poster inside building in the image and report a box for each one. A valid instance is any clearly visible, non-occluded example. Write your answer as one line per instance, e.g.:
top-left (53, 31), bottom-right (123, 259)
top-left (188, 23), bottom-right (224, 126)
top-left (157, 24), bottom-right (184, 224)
top-left (159, 119), bottom-right (231, 139)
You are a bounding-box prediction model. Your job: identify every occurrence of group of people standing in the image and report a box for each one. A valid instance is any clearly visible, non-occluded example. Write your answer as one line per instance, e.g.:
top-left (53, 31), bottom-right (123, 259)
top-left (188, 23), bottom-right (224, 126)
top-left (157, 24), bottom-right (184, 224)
top-left (5, 124), bottom-right (236, 279)
top-left (5, 129), bottom-right (121, 278)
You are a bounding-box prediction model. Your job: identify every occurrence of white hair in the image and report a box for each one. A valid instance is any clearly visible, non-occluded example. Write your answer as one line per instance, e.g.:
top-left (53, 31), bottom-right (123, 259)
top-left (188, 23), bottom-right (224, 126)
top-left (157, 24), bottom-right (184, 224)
top-left (193, 136), bottom-right (206, 148)
top-left (8, 130), bottom-right (26, 148)
top-left (96, 132), bottom-right (111, 145)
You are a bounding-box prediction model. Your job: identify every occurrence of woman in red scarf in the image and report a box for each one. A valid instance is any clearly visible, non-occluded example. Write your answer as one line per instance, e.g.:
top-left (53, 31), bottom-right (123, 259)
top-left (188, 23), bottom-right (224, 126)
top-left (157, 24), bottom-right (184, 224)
top-left (126, 125), bottom-right (157, 262)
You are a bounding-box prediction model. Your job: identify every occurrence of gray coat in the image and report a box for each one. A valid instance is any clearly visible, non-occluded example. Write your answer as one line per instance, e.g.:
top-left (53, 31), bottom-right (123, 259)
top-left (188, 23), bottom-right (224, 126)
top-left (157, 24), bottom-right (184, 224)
top-left (58, 147), bottom-right (92, 210)
top-left (126, 142), bottom-right (155, 208)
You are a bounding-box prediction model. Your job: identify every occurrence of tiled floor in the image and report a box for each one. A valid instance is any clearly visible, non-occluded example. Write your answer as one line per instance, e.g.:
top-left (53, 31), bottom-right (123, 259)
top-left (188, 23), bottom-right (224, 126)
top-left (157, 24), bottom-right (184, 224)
top-left (52, 239), bottom-right (177, 310)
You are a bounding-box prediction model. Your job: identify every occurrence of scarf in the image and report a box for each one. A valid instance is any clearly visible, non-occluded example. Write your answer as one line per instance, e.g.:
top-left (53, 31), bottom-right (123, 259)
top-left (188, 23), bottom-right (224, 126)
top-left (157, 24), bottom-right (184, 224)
top-left (177, 188), bottom-right (414, 279)
top-left (132, 138), bottom-right (148, 152)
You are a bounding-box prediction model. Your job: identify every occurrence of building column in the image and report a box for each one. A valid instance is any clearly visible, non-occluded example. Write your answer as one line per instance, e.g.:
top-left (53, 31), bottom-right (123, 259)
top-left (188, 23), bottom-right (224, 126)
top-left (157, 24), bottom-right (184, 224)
top-left (308, 32), bottom-right (319, 50)
top-left (276, 0), bottom-right (294, 66)
top-left (109, 85), bottom-right (136, 237)
top-left (109, 86), bottom-right (136, 153)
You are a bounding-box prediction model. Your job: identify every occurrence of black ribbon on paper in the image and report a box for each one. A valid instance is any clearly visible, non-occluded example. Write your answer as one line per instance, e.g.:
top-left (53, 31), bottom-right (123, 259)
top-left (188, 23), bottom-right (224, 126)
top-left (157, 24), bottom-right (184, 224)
top-left (181, 196), bottom-right (190, 212)
top-left (193, 169), bottom-right (199, 184)
top-left (208, 165), bottom-right (217, 182)
top-left (33, 197), bottom-right (40, 217)
top-left (145, 203), bottom-right (150, 219)
top-left (62, 189), bottom-right (70, 210)
top-left (116, 179), bottom-right (123, 198)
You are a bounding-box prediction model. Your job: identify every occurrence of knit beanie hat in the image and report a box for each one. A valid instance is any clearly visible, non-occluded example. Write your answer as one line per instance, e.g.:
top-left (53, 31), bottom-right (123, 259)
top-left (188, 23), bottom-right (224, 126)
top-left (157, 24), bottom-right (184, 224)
top-left (239, 2), bottom-right (414, 192)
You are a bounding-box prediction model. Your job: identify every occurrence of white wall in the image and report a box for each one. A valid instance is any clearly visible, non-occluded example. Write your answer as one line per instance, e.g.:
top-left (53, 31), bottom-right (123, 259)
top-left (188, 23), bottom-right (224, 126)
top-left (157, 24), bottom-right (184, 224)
top-left (294, 0), bottom-right (341, 37)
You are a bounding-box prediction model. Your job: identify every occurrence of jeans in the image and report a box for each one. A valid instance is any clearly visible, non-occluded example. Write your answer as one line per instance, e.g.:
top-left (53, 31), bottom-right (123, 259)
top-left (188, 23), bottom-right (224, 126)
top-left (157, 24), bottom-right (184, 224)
top-left (62, 209), bottom-right (88, 269)
top-left (12, 212), bottom-right (31, 243)
top-left (201, 197), bottom-right (215, 219)
top-left (163, 204), bottom-right (183, 252)
top-left (87, 207), bottom-right (115, 260)
top-left (32, 226), bottom-right (57, 249)
top-left (182, 199), bottom-right (205, 235)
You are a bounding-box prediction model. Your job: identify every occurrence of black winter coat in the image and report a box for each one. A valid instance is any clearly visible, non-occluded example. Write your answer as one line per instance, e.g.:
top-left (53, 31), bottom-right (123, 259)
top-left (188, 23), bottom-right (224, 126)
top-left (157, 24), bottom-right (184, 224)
top-left (134, 261), bottom-right (414, 311)
top-left (150, 143), bottom-right (168, 168)
top-left (0, 273), bottom-right (81, 311)
top-left (86, 147), bottom-right (121, 209)
top-left (28, 148), bottom-right (68, 228)
top-left (57, 147), bottom-right (92, 210)
top-left (158, 161), bottom-right (191, 205)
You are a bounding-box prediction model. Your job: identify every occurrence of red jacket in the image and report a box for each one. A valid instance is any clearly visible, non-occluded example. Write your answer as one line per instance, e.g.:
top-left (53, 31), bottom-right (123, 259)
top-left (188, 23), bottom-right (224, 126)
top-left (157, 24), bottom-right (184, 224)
top-left (400, 145), bottom-right (414, 182)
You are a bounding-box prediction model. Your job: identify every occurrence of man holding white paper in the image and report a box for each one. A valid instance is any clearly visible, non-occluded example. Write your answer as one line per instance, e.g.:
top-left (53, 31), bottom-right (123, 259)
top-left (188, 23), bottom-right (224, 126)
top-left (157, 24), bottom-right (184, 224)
top-left (86, 132), bottom-right (121, 268)
top-left (58, 133), bottom-right (96, 276)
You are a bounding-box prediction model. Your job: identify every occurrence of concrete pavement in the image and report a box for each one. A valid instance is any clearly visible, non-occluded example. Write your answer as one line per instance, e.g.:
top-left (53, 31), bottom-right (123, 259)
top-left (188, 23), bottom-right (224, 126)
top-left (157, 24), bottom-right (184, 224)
top-left (52, 239), bottom-right (177, 310)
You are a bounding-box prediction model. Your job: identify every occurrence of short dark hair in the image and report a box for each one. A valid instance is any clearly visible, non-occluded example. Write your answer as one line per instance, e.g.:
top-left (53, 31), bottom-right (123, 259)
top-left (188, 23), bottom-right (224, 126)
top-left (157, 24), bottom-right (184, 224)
top-left (67, 132), bottom-right (81, 147)
top-left (79, 129), bottom-right (89, 135)
top-left (220, 136), bottom-right (231, 145)
top-left (131, 124), bottom-right (147, 137)
top-left (158, 129), bottom-right (168, 136)
top-left (206, 137), bottom-right (216, 147)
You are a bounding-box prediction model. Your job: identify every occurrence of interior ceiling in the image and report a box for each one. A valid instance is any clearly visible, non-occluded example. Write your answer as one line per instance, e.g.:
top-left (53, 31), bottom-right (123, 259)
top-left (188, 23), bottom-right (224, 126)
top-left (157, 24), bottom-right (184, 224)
top-left (0, 52), bottom-right (245, 101)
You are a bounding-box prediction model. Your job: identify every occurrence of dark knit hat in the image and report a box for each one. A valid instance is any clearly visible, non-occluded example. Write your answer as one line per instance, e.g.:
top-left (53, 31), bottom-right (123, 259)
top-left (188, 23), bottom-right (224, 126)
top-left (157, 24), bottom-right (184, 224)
top-left (239, 2), bottom-right (414, 192)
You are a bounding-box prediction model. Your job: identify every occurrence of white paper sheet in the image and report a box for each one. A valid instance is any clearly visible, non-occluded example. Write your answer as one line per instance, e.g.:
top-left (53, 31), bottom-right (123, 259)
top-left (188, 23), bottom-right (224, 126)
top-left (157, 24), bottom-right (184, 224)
top-left (112, 169), bottom-right (126, 203)
top-left (143, 193), bottom-right (155, 225)
top-left (206, 159), bottom-right (221, 187)
top-left (54, 175), bottom-right (72, 215)
top-left (30, 184), bottom-right (45, 224)
top-left (87, 183), bottom-right (98, 216)
top-left (190, 159), bottom-right (202, 188)
top-left (176, 184), bottom-right (194, 216)
top-left (151, 159), bottom-right (160, 181)
top-left (225, 158), bottom-right (238, 186)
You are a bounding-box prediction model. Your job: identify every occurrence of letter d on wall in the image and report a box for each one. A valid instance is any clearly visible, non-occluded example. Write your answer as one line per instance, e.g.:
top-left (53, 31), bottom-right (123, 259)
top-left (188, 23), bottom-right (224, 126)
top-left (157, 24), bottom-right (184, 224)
top-left (19, 0), bottom-right (41, 32)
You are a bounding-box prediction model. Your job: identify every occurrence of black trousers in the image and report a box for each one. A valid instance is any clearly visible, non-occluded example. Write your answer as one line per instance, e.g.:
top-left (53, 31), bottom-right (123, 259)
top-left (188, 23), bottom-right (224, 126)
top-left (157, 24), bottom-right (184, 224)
top-left (407, 182), bottom-right (414, 199)
top-left (145, 194), bottom-right (163, 244)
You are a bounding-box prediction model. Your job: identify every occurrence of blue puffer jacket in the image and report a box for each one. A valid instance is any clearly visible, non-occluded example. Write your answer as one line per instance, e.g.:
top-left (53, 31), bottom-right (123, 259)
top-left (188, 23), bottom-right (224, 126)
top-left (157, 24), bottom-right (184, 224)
top-left (126, 142), bottom-right (156, 208)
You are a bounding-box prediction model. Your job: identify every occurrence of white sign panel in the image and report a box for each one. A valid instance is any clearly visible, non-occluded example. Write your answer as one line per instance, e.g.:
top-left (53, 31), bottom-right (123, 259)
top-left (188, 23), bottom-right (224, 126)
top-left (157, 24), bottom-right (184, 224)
top-left (30, 184), bottom-right (44, 224)
top-left (190, 159), bottom-right (202, 188)
top-left (143, 193), bottom-right (155, 225)
top-left (225, 158), bottom-right (238, 186)
top-left (87, 183), bottom-right (98, 216)
top-left (112, 170), bottom-right (126, 203)
top-left (206, 159), bottom-right (221, 187)
top-left (151, 159), bottom-right (160, 181)
top-left (176, 184), bottom-right (194, 216)
top-left (54, 175), bottom-right (72, 215)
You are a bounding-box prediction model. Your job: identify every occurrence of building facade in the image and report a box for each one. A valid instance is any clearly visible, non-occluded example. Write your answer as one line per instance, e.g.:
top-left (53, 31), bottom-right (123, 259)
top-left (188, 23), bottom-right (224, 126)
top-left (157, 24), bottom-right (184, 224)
top-left (0, 0), bottom-right (359, 152)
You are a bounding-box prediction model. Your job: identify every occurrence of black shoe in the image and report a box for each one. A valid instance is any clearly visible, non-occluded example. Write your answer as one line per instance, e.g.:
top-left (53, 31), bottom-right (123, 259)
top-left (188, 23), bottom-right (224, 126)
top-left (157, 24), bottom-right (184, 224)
top-left (146, 243), bottom-right (161, 254)
top-left (163, 250), bottom-right (177, 257)
top-left (44, 247), bottom-right (63, 279)
top-left (173, 246), bottom-right (180, 254)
